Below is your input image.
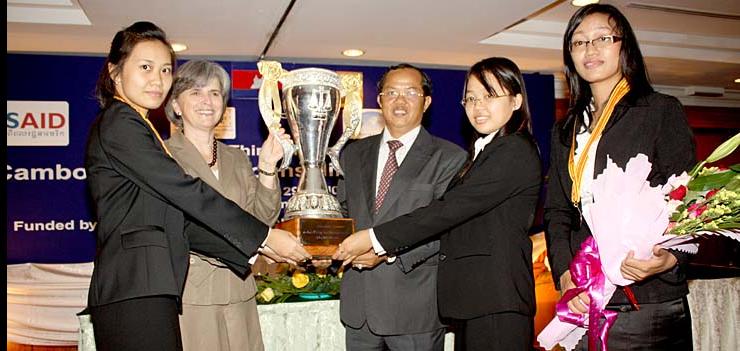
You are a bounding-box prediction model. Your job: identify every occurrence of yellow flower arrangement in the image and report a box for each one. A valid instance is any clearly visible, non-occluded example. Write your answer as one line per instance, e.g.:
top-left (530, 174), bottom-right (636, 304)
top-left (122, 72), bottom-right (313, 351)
top-left (258, 287), bottom-right (275, 303)
top-left (255, 266), bottom-right (344, 304)
top-left (291, 272), bottom-right (310, 288)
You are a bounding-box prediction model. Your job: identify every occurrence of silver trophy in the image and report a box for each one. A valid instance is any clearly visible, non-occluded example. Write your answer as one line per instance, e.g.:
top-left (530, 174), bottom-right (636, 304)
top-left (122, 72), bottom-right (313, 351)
top-left (258, 61), bottom-right (362, 220)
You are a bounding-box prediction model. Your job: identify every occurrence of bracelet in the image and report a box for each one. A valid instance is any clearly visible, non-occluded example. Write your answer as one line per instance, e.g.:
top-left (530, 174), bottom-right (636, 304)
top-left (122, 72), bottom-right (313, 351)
top-left (258, 167), bottom-right (276, 176)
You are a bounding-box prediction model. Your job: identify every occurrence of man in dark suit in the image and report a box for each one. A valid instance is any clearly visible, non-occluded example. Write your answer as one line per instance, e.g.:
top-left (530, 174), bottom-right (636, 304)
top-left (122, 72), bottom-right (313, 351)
top-left (337, 64), bottom-right (467, 351)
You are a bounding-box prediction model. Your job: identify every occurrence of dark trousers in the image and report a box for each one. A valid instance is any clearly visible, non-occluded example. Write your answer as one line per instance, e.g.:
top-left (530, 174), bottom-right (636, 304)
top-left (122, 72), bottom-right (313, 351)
top-left (345, 321), bottom-right (446, 351)
top-left (90, 295), bottom-right (182, 351)
top-left (457, 312), bottom-right (533, 351)
top-left (575, 297), bottom-right (692, 351)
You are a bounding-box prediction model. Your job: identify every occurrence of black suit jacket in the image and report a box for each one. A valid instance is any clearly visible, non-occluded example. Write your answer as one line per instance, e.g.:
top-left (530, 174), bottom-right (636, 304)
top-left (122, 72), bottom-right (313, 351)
top-left (374, 132), bottom-right (542, 320)
top-left (84, 101), bottom-right (268, 307)
top-left (544, 91), bottom-right (696, 305)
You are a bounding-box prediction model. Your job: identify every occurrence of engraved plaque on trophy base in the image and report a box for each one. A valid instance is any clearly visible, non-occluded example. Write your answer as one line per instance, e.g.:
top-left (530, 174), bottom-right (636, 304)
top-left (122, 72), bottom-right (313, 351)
top-left (275, 217), bottom-right (355, 260)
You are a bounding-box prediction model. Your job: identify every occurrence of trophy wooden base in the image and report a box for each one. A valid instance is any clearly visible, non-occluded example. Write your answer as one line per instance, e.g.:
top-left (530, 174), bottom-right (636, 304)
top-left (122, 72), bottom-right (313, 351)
top-left (275, 217), bottom-right (355, 260)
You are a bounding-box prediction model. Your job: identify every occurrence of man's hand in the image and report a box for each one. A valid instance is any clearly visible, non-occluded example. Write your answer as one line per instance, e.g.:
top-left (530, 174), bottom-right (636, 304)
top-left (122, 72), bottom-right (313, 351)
top-left (560, 270), bottom-right (590, 314)
top-left (351, 251), bottom-right (387, 270)
top-left (332, 229), bottom-right (374, 266)
top-left (264, 228), bottom-right (311, 266)
top-left (621, 246), bottom-right (677, 282)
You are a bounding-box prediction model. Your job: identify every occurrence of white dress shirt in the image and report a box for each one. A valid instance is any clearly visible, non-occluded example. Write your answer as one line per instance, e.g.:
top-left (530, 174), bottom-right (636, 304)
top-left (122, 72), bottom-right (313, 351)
top-left (374, 126), bottom-right (421, 193)
top-left (473, 131), bottom-right (498, 160)
top-left (367, 126), bottom-right (422, 260)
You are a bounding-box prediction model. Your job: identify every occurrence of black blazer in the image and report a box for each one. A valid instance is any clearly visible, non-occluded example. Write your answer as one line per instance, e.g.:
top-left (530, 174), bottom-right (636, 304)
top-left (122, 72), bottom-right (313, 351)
top-left (374, 133), bottom-right (542, 320)
top-left (544, 91), bottom-right (696, 305)
top-left (85, 100), bottom-right (268, 307)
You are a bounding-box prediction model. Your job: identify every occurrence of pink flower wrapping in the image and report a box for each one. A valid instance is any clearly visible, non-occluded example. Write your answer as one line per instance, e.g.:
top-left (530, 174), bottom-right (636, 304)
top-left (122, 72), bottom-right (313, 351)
top-left (588, 155), bottom-right (679, 286)
top-left (538, 154), bottom-right (697, 350)
top-left (540, 133), bottom-right (739, 350)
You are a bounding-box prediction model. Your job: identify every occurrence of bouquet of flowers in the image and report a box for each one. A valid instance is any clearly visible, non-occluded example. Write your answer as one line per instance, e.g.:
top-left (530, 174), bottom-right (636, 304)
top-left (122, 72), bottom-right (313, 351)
top-left (666, 136), bottom-right (740, 237)
top-left (538, 133), bottom-right (739, 350)
top-left (255, 267), bottom-right (344, 304)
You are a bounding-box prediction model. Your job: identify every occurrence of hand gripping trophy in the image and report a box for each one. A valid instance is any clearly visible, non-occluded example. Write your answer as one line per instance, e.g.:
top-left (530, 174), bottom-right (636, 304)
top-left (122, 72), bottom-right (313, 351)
top-left (257, 61), bottom-right (362, 259)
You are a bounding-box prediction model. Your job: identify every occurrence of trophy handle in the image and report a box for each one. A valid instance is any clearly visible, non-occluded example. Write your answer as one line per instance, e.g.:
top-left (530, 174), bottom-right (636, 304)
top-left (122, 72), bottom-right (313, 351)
top-left (257, 60), bottom-right (296, 171)
top-left (327, 72), bottom-right (363, 176)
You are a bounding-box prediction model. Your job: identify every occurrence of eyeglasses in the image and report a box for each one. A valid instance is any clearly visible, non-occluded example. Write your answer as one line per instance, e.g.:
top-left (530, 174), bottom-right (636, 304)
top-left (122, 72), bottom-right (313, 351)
top-left (570, 35), bottom-right (622, 52)
top-left (460, 93), bottom-right (510, 107)
top-left (378, 88), bottom-right (425, 101)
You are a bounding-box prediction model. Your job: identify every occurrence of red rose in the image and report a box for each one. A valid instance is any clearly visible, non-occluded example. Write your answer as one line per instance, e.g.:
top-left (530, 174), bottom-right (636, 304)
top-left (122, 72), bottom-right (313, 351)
top-left (669, 185), bottom-right (687, 200)
top-left (695, 205), bottom-right (707, 217)
top-left (687, 203), bottom-right (707, 219)
top-left (705, 189), bottom-right (719, 199)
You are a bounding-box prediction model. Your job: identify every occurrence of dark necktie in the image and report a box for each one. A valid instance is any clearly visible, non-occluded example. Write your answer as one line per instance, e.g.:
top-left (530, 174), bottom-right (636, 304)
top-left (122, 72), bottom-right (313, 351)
top-left (374, 140), bottom-right (403, 213)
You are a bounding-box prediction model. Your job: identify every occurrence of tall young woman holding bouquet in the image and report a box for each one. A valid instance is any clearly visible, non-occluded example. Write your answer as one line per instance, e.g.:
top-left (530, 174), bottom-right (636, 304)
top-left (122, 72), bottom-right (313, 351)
top-left (544, 4), bottom-right (695, 350)
top-left (335, 57), bottom-right (542, 350)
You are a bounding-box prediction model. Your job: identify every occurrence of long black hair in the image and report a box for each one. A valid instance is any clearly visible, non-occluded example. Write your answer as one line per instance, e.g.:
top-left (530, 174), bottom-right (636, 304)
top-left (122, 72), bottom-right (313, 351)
top-left (95, 21), bottom-right (175, 108)
top-left (560, 4), bottom-right (652, 145)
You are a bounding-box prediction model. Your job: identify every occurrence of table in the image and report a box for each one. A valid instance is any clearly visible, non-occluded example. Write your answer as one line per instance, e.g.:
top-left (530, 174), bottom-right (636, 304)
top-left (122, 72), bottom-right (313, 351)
top-left (9, 262), bottom-right (736, 350)
top-left (258, 299), bottom-right (454, 351)
top-left (687, 278), bottom-right (739, 351)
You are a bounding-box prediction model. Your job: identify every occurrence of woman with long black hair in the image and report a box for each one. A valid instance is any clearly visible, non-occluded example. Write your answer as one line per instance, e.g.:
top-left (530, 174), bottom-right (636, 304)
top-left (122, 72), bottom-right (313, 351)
top-left (544, 4), bottom-right (695, 350)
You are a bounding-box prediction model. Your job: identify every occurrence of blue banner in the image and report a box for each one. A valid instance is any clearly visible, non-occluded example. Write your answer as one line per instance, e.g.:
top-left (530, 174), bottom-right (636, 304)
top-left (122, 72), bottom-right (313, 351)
top-left (7, 54), bottom-right (553, 263)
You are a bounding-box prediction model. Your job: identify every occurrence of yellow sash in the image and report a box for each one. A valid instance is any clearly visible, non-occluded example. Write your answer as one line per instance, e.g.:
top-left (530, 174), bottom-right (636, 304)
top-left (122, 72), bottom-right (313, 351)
top-left (114, 96), bottom-right (173, 157)
top-left (568, 78), bottom-right (630, 206)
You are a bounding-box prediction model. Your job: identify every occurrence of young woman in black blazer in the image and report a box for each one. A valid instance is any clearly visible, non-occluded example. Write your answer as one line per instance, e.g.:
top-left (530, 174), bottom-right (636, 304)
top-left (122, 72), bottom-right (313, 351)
top-left (335, 57), bottom-right (543, 350)
top-left (544, 4), bottom-right (695, 350)
top-left (85, 22), bottom-right (308, 351)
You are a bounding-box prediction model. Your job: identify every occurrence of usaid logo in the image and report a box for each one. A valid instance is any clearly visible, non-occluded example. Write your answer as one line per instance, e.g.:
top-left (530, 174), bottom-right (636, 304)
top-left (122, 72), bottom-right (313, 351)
top-left (7, 101), bottom-right (70, 146)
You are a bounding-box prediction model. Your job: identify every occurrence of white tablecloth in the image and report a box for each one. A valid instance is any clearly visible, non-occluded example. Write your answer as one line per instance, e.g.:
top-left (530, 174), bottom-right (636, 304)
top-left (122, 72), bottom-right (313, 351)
top-left (258, 300), bottom-right (345, 351)
top-left (7, 263), bottom-right (454, 350)
top-left (7, 262), bottom-right (736, 350)
top-left (257, 299), bottom-right (454, 351)
top-left (687, 278), bottom-right (740, 351)
top-left (7, 263), bottom-right (92, 346)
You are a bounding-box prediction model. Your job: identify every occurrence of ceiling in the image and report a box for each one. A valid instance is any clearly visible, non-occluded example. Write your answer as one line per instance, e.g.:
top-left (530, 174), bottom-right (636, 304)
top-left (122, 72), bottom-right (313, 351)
top-left (7, 0), bottom-right (740, 99)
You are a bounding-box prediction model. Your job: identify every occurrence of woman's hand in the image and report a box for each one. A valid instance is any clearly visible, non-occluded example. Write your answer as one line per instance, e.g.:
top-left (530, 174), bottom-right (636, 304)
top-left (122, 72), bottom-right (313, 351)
top-left (620, 246), bottom-right (677, 282)
top-left (263, 228), bottom-right (311, 266)
top-left (258, 128), bottom-right (291, 169)
top-left (560, 270), bottom-right (590, 314)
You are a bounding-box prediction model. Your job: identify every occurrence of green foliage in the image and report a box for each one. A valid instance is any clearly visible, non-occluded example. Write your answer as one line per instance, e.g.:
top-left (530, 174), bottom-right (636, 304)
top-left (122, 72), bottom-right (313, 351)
top-left (255, 269), bottom-right (343, 304)
top-left (690, 132), bottom-right (740, 177)
top-left (705, 133), bottom-right (740, 164)
top-left (668, 134), bottom-right (740, 236)
top-left (687, 170), bottom-right (739, 192)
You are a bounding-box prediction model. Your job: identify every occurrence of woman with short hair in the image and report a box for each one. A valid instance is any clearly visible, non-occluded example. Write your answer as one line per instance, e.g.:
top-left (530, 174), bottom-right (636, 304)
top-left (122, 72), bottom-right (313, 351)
top-left (164, 60), bottom-right (289, 351)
